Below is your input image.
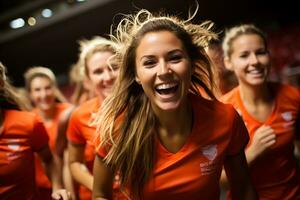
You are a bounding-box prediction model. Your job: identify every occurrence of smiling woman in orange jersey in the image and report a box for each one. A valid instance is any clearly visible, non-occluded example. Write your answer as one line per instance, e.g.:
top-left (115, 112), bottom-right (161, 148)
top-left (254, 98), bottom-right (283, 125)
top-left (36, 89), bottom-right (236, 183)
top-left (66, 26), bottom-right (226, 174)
top-left (0, 62), bottom-right (70, 200)
top-left (92, 9), bottom-right (258, 200)
top-left (66, 37), bottom-right (124, 200)
top-left (24, 66), bottom-right (71, 200)
top-left (220, 24), bottom-right (300, 200)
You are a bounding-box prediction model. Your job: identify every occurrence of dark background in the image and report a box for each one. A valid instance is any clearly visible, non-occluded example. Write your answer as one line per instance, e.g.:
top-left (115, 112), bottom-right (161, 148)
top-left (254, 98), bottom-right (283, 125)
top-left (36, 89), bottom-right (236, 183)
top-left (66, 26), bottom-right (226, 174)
top-left (0, 0), bottom-right (299, 86)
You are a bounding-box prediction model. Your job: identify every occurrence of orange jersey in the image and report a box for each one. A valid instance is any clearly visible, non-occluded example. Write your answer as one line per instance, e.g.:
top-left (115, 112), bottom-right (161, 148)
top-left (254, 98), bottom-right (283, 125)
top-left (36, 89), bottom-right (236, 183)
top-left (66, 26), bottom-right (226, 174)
top-left (67, 97), bottom-right (100, 200)
top-left (96, 94), bottom-right (249, 200)
top-left (33, 103), bottom-right (71, 189)
top-left (0, 110), bottom-right (49, 200)
top-left (67, 97), bottom-right (100, 171)
top-left (33, 103), bottom-right (71, 150)
top-left (221, 83), bottom-right (300, 199)
top-left (68, 97), bottom-right (129, 200)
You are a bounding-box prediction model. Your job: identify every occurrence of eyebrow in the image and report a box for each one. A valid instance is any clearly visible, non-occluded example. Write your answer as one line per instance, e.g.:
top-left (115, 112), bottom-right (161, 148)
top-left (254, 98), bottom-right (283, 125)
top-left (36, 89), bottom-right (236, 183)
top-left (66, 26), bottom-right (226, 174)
top-left (238, 47), bottom-right (266, 53)
top-left (139, 49), bottom-right (184, 61)
top-left (139, 55), bottom-right (155, 62)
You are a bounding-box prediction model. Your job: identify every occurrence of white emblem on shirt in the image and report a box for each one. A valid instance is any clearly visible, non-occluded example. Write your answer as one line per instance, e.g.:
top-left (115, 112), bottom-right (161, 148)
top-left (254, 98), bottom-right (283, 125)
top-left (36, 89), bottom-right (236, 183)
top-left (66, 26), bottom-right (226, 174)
top-left (281, 112), bottom-right (292, 121)
top-left (201, 145), bottom-right (217, 161)
top-left (200, 145), bottom-right (218, 175)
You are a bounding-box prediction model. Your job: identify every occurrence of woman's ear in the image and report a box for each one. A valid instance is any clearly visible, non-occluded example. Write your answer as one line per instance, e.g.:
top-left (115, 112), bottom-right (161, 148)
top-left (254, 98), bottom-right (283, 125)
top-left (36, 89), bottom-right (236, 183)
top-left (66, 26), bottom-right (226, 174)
top-left (224, 57), bottom-right (234, 71)
top-left (135, 76), bottom-right (141, 84)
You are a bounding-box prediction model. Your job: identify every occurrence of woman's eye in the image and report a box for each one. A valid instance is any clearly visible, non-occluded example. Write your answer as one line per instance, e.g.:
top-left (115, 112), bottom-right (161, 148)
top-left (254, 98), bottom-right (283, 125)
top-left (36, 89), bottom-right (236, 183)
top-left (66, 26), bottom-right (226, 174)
top-left (256, 50), bottom-right (267, 55)
top-left (93, 69), bottom-right (103, 74)
top-left (239, 54), bottom-right (248, 58)
top-left (172, 55), bottom-right (181, 60)
top-left (169, 54), bottom-right (182, 63)
top-left (143, 60), bottom-right (156, 67)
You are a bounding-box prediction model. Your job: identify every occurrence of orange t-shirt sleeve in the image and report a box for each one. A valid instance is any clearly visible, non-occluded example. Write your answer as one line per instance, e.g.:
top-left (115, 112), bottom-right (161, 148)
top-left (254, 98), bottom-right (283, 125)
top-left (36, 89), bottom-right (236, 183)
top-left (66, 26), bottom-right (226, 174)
top-left (30, 116), bottom-right (49, 151)
top-left (226, 108), bottom-right (249, 156)
top-left (67, 111), bottom-right (86, 145)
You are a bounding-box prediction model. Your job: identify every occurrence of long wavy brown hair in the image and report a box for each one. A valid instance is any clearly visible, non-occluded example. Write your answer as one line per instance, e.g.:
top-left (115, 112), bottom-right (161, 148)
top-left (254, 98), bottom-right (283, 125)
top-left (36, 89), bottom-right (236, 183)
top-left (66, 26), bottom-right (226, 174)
top-left (93, 9), bottom-right (219, 198)
top-left (0, 62), bottom-right (27, 110)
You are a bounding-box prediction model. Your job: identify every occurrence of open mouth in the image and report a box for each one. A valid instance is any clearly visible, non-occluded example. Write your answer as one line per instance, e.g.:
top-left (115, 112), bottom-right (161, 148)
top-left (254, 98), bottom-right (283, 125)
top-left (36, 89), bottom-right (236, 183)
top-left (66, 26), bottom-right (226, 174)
top-left (248, 68), bottom-right (264, 75)
top-left (155, 82), bottom-right (179, 95)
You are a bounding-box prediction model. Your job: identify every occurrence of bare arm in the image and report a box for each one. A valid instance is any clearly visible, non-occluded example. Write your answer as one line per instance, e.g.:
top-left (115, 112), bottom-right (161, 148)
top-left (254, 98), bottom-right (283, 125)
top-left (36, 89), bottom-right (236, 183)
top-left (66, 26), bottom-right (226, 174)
top-left (56, 107), bottom-right (75, 158)
top-left (93, 155), bottom-right (114, 200)
top-left (55, 107), bottom-right (79, 200)
top-left (223, 150), bottom-right (258, 200)
top-left (221, 126), bottom-right (275, 193)
top-left (219, 168), bottom-right (230, 190)
top-left (37, 145), bottom-right (70, 200)
top-left (245, 125), bottom-right (276, 165)
top-left (68, 142), bottom-right (93, 190)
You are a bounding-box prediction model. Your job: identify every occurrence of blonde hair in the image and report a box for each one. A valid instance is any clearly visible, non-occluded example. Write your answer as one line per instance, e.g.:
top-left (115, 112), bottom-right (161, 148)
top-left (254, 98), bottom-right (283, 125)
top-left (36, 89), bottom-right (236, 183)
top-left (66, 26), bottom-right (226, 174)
top-left (68, 62), bottom-right (90, 105)
top-left (69, 62), bottom-right (84, 84)
top-left (222, 24), bottom-right (267, 58)
top-left (0, 62), bottom-right (29, 110)
top-left (78, 36), bottom-right (119, 77)
top-left (93, 9), bottom-right (218, 198)
top-left (24, 66), bottom-right (67, 103)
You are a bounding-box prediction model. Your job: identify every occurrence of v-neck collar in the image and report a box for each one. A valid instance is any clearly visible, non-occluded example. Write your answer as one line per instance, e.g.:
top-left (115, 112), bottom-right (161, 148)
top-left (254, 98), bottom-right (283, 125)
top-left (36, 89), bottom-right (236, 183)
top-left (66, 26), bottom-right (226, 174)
top-left (156, 95), bottom-right (196, 155)
top-left (237, 86), bottom-right (278, 125)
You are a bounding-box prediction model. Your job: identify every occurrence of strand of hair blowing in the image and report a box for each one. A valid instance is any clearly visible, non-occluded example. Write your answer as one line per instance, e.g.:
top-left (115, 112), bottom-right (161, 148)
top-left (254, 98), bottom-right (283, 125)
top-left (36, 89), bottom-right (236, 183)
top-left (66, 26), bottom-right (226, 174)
top-left (94, 48), bottom-right (157, 198)
top-left (0, 63), bottom-right (26, 110)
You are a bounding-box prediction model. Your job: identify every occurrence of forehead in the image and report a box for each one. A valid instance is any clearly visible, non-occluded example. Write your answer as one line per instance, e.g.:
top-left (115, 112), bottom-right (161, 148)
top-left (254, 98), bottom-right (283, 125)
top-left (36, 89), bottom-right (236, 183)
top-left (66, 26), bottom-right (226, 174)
top-left (136, 31), bottom-right (184, 56)
top-left (87, 51), bottom-right (113, 67)
top-left (231, 34), bottom-right (265, 51)
top-left (30, 75), bottom-right (52, 86)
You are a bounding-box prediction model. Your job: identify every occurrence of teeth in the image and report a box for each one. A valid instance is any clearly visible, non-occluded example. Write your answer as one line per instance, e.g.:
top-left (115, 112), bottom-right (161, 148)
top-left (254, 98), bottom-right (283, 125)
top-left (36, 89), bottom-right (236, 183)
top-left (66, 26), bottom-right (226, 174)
top-left (248, 68), bottom-right (263, 74)
top-left (249, 71), bottom-right (260, 74)
top-left (249, 71), bottom-right (262, 75)
top-left (156, 83), bottom-right (177, 90)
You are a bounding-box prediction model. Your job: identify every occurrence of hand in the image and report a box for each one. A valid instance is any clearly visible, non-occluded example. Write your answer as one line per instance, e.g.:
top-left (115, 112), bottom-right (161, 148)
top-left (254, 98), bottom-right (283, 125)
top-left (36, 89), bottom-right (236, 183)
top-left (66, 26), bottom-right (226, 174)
top-left (246, 125), bottom-right (276, 162)
top-left (52, 189), bottom-right (72, 200)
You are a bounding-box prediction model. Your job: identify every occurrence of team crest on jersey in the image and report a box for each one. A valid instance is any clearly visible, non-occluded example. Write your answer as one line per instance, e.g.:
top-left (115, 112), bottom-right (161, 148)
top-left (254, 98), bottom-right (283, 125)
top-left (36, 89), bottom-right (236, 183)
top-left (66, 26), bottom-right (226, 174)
top-left (200, 145), bottom-right (218, 175)
top-left (201, 145), bottom-right (217, 161)
top-left (281, 112), bottom-right (292, 121)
